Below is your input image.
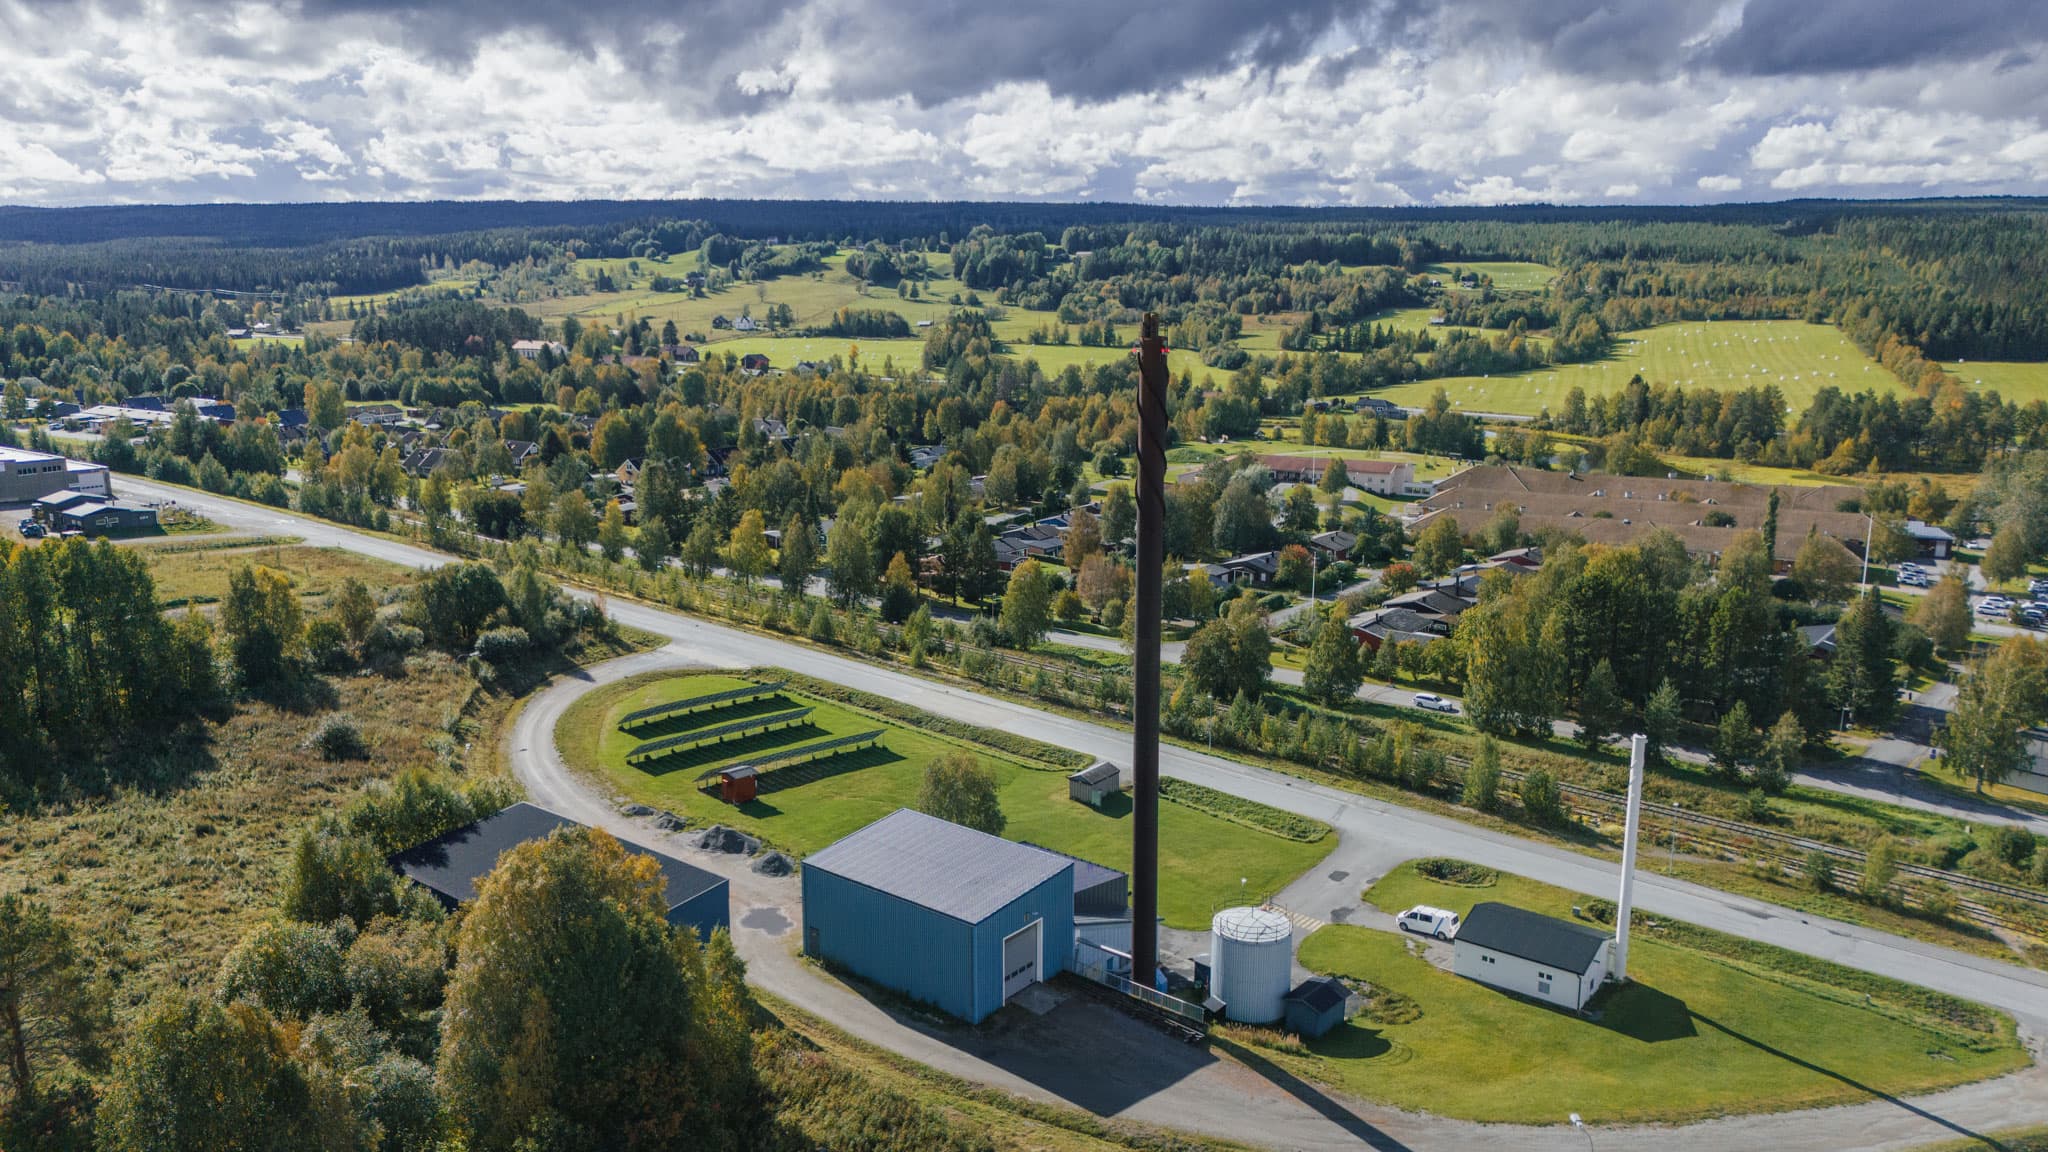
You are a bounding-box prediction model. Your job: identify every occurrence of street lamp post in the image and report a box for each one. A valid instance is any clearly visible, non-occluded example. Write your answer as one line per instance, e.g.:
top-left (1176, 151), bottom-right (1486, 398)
top-left (1570, 1113), bottom-right (1594, 1151)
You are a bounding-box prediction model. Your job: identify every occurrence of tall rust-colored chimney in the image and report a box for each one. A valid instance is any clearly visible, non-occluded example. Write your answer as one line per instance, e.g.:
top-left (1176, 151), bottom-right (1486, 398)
top-left (1132, 313), bottom-right (1168, 988)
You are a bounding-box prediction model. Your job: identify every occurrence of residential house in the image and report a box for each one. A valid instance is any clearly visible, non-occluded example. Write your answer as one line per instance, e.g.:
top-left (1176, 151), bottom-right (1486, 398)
top-left (1902, 519), bottom-right (1955, 560)
top-left (733, 316), bottom-right (758, 332)
top-left (1257, 454), bottom-right (1415, 496)
top-left (504, 440), bottom-right (540, 470)
top-left (615, 458), bottom-right (643, 486)
top-left (740, 353), bottom-right (771, 374)
top-left (350, 403), bottom-right (405, 426)
top-left (1220, 551), bottom-right (1280, 586)
top-left (1309, 530), bottom-right (1358, 560)
top-left (909, 445), bottom-right (946, 469)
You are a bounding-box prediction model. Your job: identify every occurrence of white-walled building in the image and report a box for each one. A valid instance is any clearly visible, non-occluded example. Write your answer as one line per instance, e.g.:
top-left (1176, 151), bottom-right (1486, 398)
top-left (1451, 901), bottom-right (1612, 1012)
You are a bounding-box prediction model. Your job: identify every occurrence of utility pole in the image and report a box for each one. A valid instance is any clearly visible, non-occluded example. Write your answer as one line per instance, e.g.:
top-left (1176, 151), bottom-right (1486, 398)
top-left (1132, 313), bottom-right (1168, 990)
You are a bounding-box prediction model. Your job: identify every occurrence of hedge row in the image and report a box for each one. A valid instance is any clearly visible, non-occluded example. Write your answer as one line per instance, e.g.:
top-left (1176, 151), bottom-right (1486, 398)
top-left (1158, 777), bottom-right (1330, 843)
top-left (750, 668), bottom-right (1091, 771)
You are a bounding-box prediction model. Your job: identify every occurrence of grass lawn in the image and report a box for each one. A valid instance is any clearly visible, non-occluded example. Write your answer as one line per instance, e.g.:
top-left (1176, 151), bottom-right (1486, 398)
top-left (1424, 261), bottom-right (1559, 291)
top-left (1368, 320), bottom-right (1912, 418)
top-left (1940, 359), bottom-right (2048, 405)
top-left (1277, 864), bottom-right (2027, 1125)
top-left (558, 670), bottom-right (1333, 928)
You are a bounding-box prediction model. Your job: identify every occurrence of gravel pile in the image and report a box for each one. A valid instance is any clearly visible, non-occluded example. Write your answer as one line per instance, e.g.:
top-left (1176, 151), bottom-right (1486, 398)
top-left (696, 825), bottom-right (761, 855)
top-left (751, 851), bottom-right (795, 877)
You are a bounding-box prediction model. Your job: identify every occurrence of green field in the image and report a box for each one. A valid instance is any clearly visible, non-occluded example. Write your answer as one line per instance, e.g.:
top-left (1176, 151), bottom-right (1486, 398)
top-left (1424, 262), bottom-right (1559, 291)
top-left (1275, 863), bottom-right (2025, 1125)
top-left (1941, 359), bottom-right (2048, 405)
top-left (1368, 319), bottom-right (1910, 417)
top-left (557, 671), bottom-right (1332, 928)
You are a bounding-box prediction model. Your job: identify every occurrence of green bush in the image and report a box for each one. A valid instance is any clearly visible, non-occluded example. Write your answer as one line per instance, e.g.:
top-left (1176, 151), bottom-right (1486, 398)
top-left (1158, 777), bottom-right (1330, 842)
top-left (1518, 769), bottom-right (1563, 824)
top-left (306, 715), bottom-right (368, 761)
top-left (1414, 858), bottom-right (1498, 887)
top-left (1804, 848), bottom-right (1836, 892)
top-left (305, 618), bottom-right (351, 672)
top-left (1985, 825), bottom-right (2037, 871)
top-left (215, 920), bottom-right (348, 1019)
top-left (473, 625), bottom-right (531, 664)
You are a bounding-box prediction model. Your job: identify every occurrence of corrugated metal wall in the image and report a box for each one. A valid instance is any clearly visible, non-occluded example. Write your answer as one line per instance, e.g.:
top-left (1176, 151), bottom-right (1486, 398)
top-left (802, 868), bottom-right (977, 1020)
top-left (667, 880), bottom-right (731, 940)
top-left (802, 863), bottom-right (1074, 1024)
top-left (968, 877), bottom-right (1075, 1022)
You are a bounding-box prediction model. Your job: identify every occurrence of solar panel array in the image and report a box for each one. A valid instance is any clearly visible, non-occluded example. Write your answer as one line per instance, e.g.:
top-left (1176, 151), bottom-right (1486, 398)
top-left (617, 681), bottom-right (784, 731)
top-left (697, 729), bottom-right (885, 780)
top-left (626, 707), bottom-right (815, 764)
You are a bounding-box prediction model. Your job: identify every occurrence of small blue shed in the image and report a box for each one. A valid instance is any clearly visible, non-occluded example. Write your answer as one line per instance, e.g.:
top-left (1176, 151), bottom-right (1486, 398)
top-left (1283, 976), bottom-right (1349, 1039)
top-left (802, 809), bottom-right (1074, 1024)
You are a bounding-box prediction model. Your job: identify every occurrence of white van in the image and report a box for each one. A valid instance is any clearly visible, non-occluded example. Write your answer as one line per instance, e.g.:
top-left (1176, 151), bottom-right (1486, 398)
top-left (1396, 905), bottom-right (1461, 939)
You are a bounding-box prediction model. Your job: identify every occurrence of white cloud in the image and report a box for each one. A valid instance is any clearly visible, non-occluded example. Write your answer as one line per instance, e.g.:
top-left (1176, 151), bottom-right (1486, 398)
top-left (0, 3), bottom-right (2041, 205)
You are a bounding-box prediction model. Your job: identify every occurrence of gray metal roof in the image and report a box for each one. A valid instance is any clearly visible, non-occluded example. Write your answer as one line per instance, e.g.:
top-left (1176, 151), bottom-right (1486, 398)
top-left (804, 808), bottom-right (1072, 924)
top-left (391, 802), bottom-right (725, 911)
top-left (1069, 761), bottom-right (1121, 785)
top-left (1455, 902), bottom-right (1610, 974)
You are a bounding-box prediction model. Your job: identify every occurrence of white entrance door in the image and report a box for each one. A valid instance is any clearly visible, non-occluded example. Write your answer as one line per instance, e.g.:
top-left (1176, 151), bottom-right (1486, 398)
top-left (1002, 919), bottom-right (1041, 1001)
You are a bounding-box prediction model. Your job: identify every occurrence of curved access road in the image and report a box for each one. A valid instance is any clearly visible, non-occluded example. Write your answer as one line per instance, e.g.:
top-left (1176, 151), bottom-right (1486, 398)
top-left (118, 476), bottom-right (2048, 1150)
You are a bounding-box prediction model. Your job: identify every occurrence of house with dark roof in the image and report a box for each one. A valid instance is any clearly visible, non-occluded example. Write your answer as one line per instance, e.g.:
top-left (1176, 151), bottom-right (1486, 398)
top-left (1309, 529), bottom-right (1358, 560)
top-left (740, 353), bottom-right (771, 374)
top-left (1221, 550), bottom-right (1280, 586)
top-left (1283, 975), bottom-right (1350, 1038)
top-left (390, 803), bottom-right (729, 938)
top-left (801, 809), bottom-right (1075, 1023)
top-left (1452, 902), bottom-right (1612, 1011)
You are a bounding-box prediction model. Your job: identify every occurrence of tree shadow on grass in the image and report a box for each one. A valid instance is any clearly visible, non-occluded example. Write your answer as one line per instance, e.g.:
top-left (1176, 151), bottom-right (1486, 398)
top-left (1689, 1011), bottom-right (1998, 1146)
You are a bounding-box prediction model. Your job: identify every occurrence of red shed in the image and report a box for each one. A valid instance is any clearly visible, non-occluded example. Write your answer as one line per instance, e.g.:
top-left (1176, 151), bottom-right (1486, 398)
top-left (718, 765), bottom-right (759, 805)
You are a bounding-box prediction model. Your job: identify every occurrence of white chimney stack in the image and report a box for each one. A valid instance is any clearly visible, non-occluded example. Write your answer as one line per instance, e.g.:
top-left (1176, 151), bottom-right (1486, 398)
top-left (1614, 733), bottom-right (1647, 983)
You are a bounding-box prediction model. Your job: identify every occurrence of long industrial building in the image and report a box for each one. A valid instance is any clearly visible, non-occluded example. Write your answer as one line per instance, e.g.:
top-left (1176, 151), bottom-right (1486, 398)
top-left (0, 446), bottom-right (110, 505)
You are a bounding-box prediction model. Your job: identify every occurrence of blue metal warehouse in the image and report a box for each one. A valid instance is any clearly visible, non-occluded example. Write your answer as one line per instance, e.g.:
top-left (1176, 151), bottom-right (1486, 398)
top-left (802, 809), bottom-right (1074, 1023)
top-left (391, 802), bottom-right (729, 939)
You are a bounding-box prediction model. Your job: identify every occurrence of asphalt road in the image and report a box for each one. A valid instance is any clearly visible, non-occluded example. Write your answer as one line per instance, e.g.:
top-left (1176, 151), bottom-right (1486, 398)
top-left (113, 476), bottom-right (2048, 1148)
top-left (116, 476), bottom-right (2048, 1021)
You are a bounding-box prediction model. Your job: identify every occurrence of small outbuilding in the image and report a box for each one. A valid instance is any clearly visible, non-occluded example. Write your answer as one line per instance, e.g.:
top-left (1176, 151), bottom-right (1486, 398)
top-left (391, 802), bottom-right (730, 938)
top-left (715, 765), bottom-right (759, 805)
top-left (1068, 761), bottom-right (1122, 808)
top-left (53, 501), bottom-right (157, 536)
top-left (1452, 901), bottom-right (1612, 1011)
top-left (1283, 976), bottom-right (1350, 1039)
top-left (802, 809), bottom-right (1074, 1023)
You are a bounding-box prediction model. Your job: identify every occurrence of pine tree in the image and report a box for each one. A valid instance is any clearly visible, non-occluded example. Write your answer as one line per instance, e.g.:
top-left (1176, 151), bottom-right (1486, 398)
top-left (1830, 588), bottom-right (1900, 729)
top-left (1301, 609), bottom-right (1363, 705)
top-left (1642, 677), bottom-right (1682, 766)
top-left (1576, 658), bottom-right (1626, 751)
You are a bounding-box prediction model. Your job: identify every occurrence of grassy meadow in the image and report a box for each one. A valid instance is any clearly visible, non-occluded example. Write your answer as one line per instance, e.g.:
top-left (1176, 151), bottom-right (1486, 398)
top-left (1273, 862), bottom-right (2027, 1125)
top-left (1940, 359), bottom-right (2048, 405)
top-left (1369, 319), bottom-right (1911, 416)
top-left (557, 670), bottom-right (1333, 928)
top-left (1424, 261), bottom-right (1559, 291)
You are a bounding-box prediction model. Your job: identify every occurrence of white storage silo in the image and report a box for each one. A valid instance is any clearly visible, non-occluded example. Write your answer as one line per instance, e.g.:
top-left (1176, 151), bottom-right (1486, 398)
top-left (1210, 906), bottom-right (1293, 1023)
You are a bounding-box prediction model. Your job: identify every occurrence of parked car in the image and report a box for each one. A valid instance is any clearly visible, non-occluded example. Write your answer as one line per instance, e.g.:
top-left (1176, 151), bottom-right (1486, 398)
top-left (1899, 573), bottom-right (1928, 587)
top-left (1413, 692), bottom-right (1457, 714)
top-left (18, 522), bottom-right (45, 539)
top-left (1397, 905), bottom-right (1461, 939)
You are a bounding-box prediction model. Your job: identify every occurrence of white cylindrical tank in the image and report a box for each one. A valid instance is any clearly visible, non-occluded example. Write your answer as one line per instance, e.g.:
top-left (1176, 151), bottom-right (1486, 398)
top-left (1210, 906), bottom-right (1293, 1024)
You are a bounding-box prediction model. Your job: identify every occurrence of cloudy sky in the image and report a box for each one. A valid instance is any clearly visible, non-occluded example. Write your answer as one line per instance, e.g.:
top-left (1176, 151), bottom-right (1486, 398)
top-left (3, 0), bottom-right (2047, 207)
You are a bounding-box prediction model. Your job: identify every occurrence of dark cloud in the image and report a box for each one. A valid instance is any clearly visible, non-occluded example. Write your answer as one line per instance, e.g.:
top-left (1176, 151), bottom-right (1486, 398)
top-left (1443, 0), bottom-right (2048, 79)
top-left (282, 0), bottom-right (1387, 107)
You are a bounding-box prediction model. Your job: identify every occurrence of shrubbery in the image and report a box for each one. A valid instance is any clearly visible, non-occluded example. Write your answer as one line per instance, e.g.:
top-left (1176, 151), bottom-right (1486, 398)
top-left (306, 715), bottom-right (368, 761)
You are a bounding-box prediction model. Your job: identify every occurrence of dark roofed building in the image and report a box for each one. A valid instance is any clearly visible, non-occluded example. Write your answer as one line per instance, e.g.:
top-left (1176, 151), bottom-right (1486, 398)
top-left (1452, 901), bottom-right (1612, 1010)
top-left (390, 803), bottom-right (729, 938)
top-left (1067, 760), bottom-right (1122, 808)
top-left (1283, 975), bottom-right (1350, 1038)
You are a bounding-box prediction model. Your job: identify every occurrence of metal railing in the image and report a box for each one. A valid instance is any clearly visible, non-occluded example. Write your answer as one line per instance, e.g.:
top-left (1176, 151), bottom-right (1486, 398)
top-left (1074, 956), bottom-right (1207, 1028)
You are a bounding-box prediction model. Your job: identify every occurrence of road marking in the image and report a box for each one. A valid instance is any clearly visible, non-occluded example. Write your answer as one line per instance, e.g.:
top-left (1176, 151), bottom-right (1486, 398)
top-left (1262, 902), bottom-right (1328, 934)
